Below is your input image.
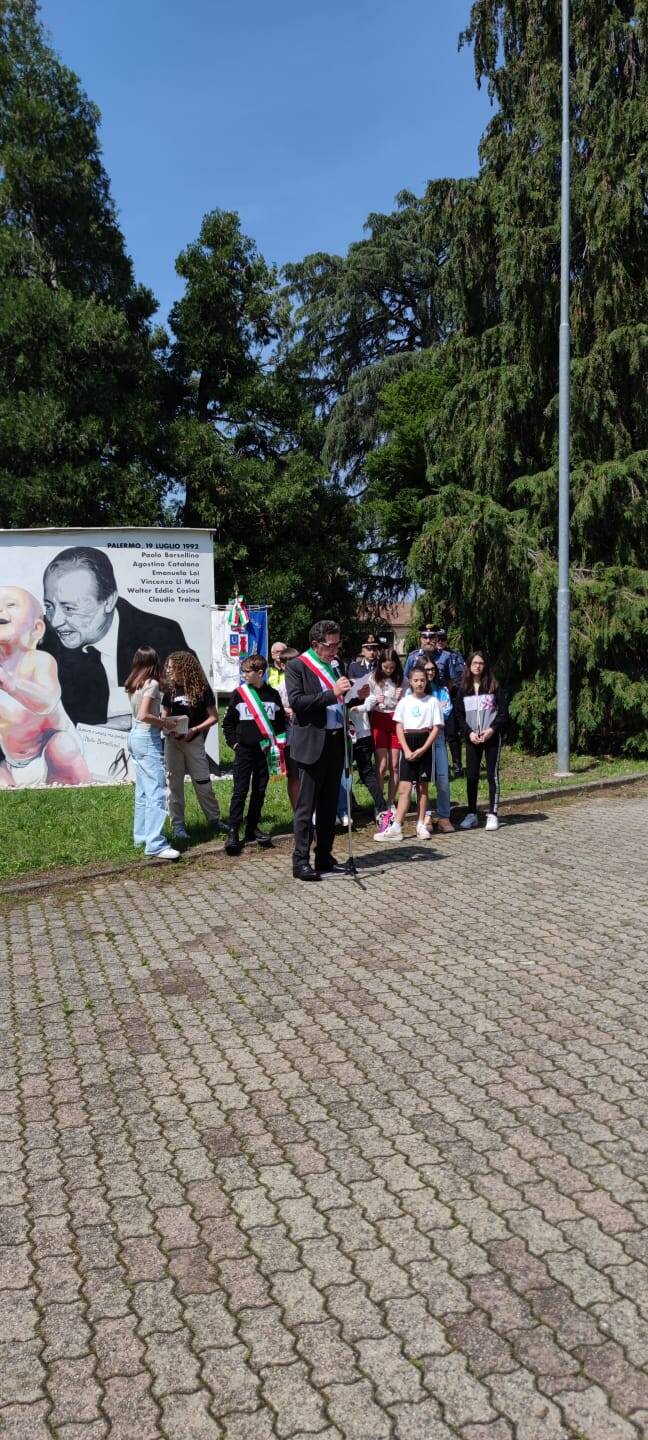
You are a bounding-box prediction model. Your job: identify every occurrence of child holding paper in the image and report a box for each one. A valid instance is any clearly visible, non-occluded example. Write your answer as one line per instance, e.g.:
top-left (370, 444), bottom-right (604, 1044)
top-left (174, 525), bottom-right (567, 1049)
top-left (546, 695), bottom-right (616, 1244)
top-left (161, 651), bottom-right (224, 841)
top-left (222, 654), bottom-right (286, 855)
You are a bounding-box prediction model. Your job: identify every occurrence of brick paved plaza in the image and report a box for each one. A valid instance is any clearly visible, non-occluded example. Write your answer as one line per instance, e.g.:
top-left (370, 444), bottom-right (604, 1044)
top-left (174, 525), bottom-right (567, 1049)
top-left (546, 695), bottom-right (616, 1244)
top-left (1, 785), bottom-right (648, 1440)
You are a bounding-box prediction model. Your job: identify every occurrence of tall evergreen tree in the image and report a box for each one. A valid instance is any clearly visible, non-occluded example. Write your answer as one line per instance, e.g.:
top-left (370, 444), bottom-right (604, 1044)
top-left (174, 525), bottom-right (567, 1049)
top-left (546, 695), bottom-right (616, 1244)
top-left (357, 357), bottom-right (453, 597)
top-left (286, 181), bottom-right (471, 483)
top-left (411, 0), bottom-right (647, 753)
top-left (169, 210), bottom-right (365, 640)
top-left (0, 0), bottom-right (167, 527)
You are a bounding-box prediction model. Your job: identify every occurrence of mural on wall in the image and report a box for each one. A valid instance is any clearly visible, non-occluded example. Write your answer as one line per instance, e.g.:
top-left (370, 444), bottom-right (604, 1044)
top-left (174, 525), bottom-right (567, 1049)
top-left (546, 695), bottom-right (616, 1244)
top-left (0, 529), bottom-right (215, 787)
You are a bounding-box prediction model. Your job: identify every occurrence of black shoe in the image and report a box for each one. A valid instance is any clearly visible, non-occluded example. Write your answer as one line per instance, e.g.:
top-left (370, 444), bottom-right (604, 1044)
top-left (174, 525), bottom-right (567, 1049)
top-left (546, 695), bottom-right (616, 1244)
top-left (452, 766), bottom-right (464, 780)
top-left (317, 857), bottom-right (351, 876)
top-left (292, 863), bottom-right (321, 881)
top-left (225, 829), bottom-right (242, 856)
top-left (245, 827), bottom-right (273, 848)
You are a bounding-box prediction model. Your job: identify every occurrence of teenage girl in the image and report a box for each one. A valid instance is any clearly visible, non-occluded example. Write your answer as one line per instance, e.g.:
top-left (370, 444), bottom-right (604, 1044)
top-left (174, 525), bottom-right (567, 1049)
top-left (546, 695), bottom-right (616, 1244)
top-left (365, 647), bottom-right (403, 825)
top-left (422, 656), bottom-right (454, 833)
top-left (455, 651), bottom-right (508, 831)
top-left (124, 647), bottom-right (179, 860)
top-left (161, 651), bottom-right (223, 841)
top-left (374, 662), bottom-right (442, 843)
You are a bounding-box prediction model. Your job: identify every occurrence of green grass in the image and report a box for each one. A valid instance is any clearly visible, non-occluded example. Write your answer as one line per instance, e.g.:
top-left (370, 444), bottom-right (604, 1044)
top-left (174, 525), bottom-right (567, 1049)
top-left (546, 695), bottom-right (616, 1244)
top-left (1, 737), bottom-right (646, 883)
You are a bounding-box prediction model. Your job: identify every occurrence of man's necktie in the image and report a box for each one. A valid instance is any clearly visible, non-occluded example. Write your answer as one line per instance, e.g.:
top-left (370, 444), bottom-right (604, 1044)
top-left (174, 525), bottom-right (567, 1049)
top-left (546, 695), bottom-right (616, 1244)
top-left (83, 646), bottom-right (110, 718)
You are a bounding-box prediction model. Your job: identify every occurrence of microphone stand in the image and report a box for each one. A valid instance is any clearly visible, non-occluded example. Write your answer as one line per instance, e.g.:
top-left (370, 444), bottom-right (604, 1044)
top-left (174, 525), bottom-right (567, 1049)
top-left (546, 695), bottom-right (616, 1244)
top-left (342, 699), bottom-right (357, 877)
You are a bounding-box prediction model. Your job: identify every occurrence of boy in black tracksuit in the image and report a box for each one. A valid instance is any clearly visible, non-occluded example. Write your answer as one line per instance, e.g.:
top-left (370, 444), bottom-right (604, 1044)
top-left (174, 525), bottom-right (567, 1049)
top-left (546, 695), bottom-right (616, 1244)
top-left (223, 654), bottom-right (286, 855)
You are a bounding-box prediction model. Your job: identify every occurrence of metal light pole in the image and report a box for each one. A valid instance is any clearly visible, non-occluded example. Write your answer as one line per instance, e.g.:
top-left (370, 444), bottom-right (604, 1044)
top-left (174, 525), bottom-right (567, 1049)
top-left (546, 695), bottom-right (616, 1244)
top-left (555, 0), bottom-right (572, 775)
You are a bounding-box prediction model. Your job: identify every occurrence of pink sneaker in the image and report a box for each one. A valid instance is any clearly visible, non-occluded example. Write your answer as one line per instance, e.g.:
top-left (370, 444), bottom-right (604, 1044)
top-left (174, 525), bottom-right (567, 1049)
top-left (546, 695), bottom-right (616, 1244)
top-left (377, 809), bottom-right (393, 834)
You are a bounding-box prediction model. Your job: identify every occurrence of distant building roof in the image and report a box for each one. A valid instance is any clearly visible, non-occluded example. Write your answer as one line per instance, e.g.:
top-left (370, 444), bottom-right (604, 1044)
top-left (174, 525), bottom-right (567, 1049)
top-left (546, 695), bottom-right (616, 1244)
top-left (382, 602), bottom-right (413, 630)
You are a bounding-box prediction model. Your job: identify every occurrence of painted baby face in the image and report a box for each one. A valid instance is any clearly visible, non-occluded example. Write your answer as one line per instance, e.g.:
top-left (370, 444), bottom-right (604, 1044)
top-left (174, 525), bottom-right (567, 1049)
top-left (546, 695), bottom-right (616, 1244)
top-left (0, 587), bottom-right (45, 649)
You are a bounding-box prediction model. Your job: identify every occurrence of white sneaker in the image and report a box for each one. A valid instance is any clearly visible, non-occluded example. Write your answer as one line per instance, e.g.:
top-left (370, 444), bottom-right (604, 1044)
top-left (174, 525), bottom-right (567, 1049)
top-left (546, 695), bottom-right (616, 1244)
top-left (340, 814), bottom-right (350, 828)
top-left (485, 813), bottom-right (499, 831)
top-left (416, 821), bottom-right (432, 840)
top-left (460, 812), bottom-right (479, 830)
top-left (374, 820), bottom-right (403, 843)
top-left (155, 846), bottom-right (180, 861)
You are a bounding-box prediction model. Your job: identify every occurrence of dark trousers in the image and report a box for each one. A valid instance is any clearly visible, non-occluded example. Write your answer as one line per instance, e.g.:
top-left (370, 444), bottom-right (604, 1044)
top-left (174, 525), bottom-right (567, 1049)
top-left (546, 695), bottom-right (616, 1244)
top-left (229, 745), bottom-right (269, 834)
top-left (466, 734), bottom-right (502, 814)
top-left (445, 708), bottom-right (462, 770)
top-left (353, 737), bottom-right (385, 817)
top-left (293, 731), bottom-right (344, 868)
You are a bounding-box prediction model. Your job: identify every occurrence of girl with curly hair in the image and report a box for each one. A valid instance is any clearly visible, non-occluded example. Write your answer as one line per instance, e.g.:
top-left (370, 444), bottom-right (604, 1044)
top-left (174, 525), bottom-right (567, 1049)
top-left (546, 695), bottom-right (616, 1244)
top-left (161, 651), bottom-right (225, 841)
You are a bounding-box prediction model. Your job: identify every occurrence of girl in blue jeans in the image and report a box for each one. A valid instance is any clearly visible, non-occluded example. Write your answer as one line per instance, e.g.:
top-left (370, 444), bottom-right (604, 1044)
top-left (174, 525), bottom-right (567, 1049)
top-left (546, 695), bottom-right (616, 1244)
top-left (125, 648), bottom-right (179, 860)
top-left (422, 657), bottom-right (454, 833)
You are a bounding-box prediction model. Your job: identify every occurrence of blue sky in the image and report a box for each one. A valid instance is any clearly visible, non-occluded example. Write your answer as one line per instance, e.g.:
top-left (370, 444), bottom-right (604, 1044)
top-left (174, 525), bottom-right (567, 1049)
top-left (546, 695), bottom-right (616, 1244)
top-left (39, 0), bottom-right (493, 325)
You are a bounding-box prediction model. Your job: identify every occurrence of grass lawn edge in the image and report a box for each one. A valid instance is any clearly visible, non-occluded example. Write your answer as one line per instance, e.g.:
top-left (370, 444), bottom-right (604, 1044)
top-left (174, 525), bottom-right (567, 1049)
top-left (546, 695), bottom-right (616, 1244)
top-left (2, 768), bottom-right (647, 900)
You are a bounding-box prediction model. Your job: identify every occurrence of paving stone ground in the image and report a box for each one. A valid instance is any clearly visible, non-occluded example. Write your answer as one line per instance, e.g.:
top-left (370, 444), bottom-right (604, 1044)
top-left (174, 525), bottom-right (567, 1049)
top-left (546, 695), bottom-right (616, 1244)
top-left (1, 785), bottom-right (648, 1440)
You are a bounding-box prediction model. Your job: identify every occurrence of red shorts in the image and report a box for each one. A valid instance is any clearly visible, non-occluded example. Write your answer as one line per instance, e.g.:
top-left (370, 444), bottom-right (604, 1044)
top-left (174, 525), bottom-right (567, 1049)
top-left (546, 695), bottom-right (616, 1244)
top-left (371, 710), bottom-right (400, 750)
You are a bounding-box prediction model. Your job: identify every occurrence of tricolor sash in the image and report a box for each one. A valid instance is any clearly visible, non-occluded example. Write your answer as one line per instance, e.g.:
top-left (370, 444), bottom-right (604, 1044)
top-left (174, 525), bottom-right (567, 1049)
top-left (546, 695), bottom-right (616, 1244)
top-left (236, 684), bottom-right (286, 776)
top-left (299, 648), bottom-right (343, 729)
top-left (299, 648), bottom-right (338, 689)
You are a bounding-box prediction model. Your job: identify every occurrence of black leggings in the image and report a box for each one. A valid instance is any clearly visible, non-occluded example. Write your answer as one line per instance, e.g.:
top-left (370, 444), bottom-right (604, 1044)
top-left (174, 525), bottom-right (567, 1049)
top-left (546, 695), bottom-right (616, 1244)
top-left (353, 736), bottom-right (385, 818)
top-left (466, 734), bottom-right (502, 814)
top-left (444, 708), bottom-right (462, 770)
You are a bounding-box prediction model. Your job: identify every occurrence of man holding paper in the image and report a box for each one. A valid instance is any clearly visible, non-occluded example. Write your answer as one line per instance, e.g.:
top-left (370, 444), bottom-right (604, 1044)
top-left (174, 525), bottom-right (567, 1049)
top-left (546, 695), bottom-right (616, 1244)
top-left (286, 619), bottom-right (367, 881)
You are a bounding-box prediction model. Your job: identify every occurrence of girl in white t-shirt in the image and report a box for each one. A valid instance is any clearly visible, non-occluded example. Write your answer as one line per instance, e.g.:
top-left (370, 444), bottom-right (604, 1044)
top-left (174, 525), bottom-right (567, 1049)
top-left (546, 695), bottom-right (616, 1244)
top-left (375, 662), bottom-right (442, 844)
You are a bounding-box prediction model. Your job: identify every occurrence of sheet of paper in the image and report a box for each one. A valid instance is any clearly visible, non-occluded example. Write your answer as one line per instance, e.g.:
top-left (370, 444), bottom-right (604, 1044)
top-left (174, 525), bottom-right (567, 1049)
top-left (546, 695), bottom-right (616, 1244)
top-left (345, 674), bottom-right (372, 703)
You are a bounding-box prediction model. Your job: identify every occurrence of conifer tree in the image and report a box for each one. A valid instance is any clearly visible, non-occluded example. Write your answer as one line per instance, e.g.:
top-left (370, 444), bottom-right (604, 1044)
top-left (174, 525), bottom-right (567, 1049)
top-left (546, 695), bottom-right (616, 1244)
top-left (168, 210), bottom-right (365, 640)
top-left (0, 0), bottom-right (167, 527)
top-left (413, 0), bottom-right (647, 752)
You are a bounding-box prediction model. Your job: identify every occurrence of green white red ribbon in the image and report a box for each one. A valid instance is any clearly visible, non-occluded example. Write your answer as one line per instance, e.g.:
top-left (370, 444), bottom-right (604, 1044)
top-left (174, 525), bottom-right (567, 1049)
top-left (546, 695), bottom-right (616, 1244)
top-left (227, 595), bottom-right (250, 628)
top-left (236, 684), bottom-right (286, 777)
top-left (300, 648), bottom-right (338, 688)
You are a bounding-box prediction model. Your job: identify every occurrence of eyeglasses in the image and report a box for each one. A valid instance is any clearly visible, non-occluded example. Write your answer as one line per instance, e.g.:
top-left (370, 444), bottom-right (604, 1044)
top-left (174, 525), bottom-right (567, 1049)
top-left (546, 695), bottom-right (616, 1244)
top-left (320, 639), bottom-right (340, 648)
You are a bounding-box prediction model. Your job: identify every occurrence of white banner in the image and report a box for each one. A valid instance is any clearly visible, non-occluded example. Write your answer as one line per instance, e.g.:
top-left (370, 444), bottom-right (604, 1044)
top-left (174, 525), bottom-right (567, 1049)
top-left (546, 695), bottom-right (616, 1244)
top-left (211, 608), bottom-right (244, 692)
top-left (0, 527), bottom-right (216, 787)
top-left (210, 605), bottom-right (270, 692)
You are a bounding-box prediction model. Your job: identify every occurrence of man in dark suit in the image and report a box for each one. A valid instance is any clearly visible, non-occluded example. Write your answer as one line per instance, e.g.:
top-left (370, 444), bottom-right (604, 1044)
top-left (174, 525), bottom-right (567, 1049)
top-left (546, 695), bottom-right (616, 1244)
top-left (285, 619), bottom-right (353, 882)
top-left (40, 545), bottom-right (189, 727)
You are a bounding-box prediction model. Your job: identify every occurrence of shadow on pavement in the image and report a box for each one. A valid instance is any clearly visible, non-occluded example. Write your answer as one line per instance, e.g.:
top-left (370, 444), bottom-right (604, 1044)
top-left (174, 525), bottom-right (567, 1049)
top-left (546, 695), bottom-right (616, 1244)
top-left (353, 845), bottom-right (449, 875)
top-left (501, 812), bottom-right (548, 826)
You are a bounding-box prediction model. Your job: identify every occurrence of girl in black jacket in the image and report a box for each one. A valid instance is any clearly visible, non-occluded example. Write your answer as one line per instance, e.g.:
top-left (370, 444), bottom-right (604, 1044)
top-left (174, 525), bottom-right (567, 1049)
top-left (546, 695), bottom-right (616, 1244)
top-left (454, 652), bottom-right (508, 831)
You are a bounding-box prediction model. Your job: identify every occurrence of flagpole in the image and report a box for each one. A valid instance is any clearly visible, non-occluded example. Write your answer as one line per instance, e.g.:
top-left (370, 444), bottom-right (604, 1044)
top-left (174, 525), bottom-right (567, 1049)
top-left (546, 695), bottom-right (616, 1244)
top-left (555, 0), bottom-right (572, 776)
